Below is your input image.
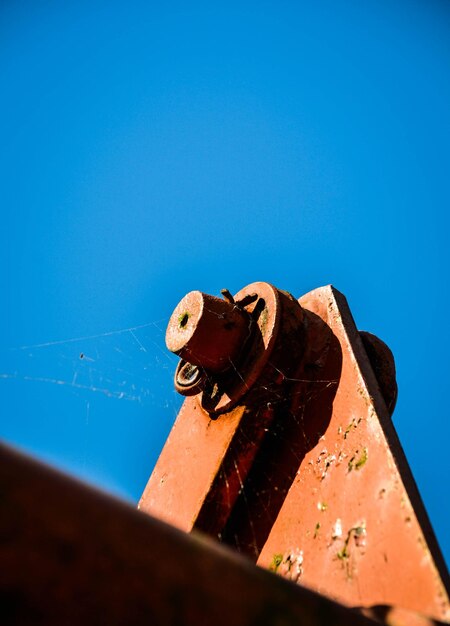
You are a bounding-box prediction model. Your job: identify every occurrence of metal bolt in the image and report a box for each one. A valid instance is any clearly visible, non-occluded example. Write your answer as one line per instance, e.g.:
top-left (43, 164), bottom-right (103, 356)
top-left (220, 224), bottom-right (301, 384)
top-left (166, 290), bottom-right (251, 373)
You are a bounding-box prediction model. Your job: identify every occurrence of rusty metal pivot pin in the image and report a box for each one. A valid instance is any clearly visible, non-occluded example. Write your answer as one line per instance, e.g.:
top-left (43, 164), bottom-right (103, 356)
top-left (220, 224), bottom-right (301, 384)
top-left (166, 283), bottom-right (293, 413)
top-left (165, 291), bottom-right (251, 373)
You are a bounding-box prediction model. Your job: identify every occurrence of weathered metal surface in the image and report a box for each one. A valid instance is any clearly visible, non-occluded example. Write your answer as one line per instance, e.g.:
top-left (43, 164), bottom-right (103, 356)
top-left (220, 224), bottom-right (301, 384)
top-left (139, 282), bottom-right (306, 533)
top-left (141, 283), bottom-right (449, 624)
top-left (256, 287), bottom-right (449, 622)
top-left (165, 282), bottom-right (295, 414)
top-left (0, 442), bottom-right (385, 626)
top-left (166, 290), bottom-right (250, 373)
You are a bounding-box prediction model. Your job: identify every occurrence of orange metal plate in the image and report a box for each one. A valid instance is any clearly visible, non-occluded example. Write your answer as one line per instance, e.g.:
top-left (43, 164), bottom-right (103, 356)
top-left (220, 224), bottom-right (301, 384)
top-left (257, 286), bottom-right (450, 622)
top-left (138, 399), bottom-right (247, 532)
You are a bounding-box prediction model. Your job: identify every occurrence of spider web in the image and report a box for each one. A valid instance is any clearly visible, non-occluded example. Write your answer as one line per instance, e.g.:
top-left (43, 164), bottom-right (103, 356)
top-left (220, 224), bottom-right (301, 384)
top-left (0, 322), bottom-right (180, 406)
top-left (0, 318), bottom-right (183, 497)
top-left (3, 319), bottom-right (177, 405)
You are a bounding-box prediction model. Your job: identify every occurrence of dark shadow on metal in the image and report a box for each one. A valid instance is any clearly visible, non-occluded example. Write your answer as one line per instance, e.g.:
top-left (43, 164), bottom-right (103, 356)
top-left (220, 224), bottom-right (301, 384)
top-left (219, 314), bottom-right (342, 558)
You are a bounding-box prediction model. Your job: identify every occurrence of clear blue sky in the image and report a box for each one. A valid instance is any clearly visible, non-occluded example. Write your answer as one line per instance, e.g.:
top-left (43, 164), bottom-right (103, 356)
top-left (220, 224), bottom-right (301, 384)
top-left (1, 1), bottom-right (449, 566)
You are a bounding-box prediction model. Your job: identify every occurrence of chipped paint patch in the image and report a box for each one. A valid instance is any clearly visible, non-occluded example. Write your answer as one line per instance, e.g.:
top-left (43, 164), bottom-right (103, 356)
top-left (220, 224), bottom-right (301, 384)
top-left (332, 518), bottom-right (342, 540)
top-left (270, 549), bottom-right (304, 583)
top-left (336, 523), bottom-right (367, 561)
top-left (348, 448), bottom-right (368, 472)
top-left (321, 454), bottom-right (336, 480)
top-left (269, 553), bottom-right (284, 573)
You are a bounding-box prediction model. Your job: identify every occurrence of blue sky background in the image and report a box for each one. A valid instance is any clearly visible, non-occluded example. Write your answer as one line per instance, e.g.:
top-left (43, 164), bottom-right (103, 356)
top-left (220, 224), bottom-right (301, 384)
top-left (1, 1), bottom-right (449, 565)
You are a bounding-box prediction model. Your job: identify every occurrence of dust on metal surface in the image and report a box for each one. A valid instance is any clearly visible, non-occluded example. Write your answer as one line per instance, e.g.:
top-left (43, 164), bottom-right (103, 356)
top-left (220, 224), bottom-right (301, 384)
top-left (140, 282), bottom-right (450, 624)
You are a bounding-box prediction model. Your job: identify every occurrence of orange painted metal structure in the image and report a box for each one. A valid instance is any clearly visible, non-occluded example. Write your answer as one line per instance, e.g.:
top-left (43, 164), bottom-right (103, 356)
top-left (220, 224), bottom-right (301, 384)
top-left (140, 282), bottom-right (450, 624)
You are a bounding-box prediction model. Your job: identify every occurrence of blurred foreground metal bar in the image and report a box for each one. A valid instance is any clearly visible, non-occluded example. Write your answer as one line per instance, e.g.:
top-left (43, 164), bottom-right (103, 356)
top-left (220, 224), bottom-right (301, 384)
top-left (140, 283), bottom-right (450, 624)
top-left (0, 442), bottom-right (384, 626)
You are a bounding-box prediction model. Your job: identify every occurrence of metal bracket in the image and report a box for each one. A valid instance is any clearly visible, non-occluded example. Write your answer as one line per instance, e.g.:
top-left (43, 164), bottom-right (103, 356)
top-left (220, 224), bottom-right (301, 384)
top-left (139, 283), bottom-right (449, 623)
